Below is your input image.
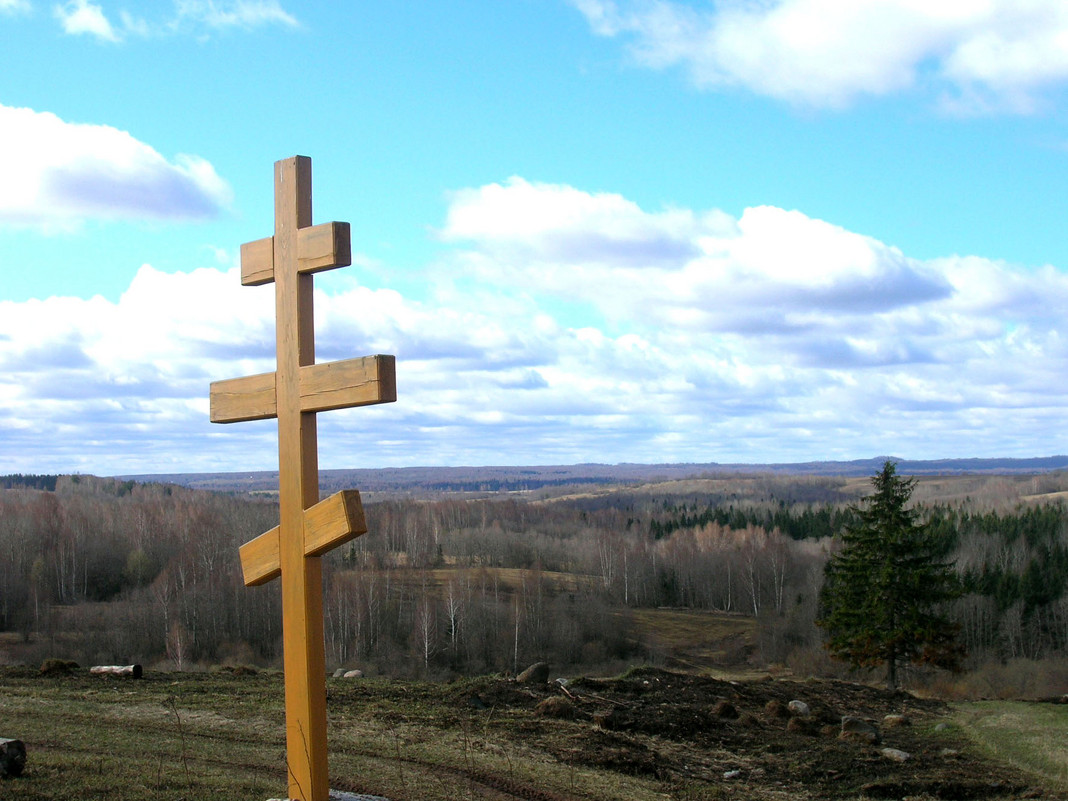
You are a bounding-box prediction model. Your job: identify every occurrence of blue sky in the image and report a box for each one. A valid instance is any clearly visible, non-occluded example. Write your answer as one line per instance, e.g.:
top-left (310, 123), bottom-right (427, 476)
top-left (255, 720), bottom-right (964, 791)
top-left (2, 0), bottom-right (1068, 475)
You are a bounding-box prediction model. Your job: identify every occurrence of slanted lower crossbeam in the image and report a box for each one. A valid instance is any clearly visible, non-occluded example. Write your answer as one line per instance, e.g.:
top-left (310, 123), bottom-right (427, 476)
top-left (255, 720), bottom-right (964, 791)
top-left (240, 489), bottom-right (367, 586)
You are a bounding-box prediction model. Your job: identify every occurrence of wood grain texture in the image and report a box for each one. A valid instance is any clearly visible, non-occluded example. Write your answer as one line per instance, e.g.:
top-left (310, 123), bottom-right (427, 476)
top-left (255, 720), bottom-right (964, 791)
top-left (209, 372), bottom-right (277, 423)
top-left (274, 155), bottom-right (331, 801)
top-left (297, 221), bottom-right (351, 274)
top-left (300, 355), bottom-right (397, 412)
top-left (303, 489), bottom-right (367, 557)
top-left (241, 236), bottom-right (275, 286)
top-left (239, 526), bottom-right (280, 586)
top-left (239, 490), bottom-right (366, 586)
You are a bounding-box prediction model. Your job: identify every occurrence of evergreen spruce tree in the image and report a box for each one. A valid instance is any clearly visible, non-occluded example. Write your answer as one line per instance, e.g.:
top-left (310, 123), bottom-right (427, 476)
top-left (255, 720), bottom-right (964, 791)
top-left (817, 461), bottom-right (963, 689)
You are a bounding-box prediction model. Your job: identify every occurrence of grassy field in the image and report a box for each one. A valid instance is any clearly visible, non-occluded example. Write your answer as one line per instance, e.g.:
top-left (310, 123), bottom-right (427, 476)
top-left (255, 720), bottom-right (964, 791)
top-left (0, 667), bottom-right (672, 801)
top-left (952, 701), bottom-right (1068, 791)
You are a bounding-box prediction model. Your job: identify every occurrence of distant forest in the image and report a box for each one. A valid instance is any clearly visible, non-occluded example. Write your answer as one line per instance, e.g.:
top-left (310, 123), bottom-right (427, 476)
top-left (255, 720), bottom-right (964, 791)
top-left (1, 470), bottom-right (1066, 685)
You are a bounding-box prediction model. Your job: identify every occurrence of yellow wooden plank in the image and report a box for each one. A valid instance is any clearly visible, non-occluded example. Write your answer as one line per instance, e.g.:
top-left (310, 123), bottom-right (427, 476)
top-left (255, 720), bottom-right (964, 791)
top-left (240, 236), bottom-right (275, 286)
top-left (297, 221), bottom-right (351, 274)
top-left (299, 354), bottom-right (397, 413)
top-left (240, 491), bottom-right (367, 586)
top-left (304, 489), bottom-right (367, 557)
top-left (274, 155), bottom-right (331, 801)
top-left (209, 372), bottom-right (277, 423)
top-left (239, 526), bottom-right (280, 587)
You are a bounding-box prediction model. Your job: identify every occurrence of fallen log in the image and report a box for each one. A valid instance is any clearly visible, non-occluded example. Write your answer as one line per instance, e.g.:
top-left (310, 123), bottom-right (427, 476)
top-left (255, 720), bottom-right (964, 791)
top-left (0, 738), bottom-right (26, 777)
top-left (89, 664), bottom-right (143, 679)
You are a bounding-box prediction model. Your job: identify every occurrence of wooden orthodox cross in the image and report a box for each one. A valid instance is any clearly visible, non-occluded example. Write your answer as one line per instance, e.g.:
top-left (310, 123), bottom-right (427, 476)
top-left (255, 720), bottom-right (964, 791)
top-left (209, 156), bottom-right (396, 801)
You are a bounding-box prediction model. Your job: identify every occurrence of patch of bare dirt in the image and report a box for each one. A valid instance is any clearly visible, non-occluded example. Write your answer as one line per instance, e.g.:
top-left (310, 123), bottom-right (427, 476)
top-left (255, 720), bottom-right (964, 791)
top-left (449, 667), bottom-right (1058, 800)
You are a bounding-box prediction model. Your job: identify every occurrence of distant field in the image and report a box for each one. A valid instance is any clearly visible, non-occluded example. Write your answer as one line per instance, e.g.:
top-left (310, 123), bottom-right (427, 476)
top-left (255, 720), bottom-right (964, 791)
top-left (338, 566), bottom-right (758, 672)
top-left (628, 608), bottom-right (756, 672)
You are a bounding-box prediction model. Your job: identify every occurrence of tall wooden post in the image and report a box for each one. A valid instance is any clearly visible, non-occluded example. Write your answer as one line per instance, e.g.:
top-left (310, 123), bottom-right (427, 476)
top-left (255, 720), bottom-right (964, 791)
top-left (210, 156), bottom-right (396, 801)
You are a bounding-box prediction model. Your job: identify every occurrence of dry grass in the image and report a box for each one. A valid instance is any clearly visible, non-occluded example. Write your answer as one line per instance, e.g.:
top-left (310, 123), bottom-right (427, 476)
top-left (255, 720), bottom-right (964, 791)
top-left (1, 666), bottom-right (1063, 801)
top-left (629, 608), bottom-right (756, 673)
top-left (952, 701), bottom-right (1068, 791)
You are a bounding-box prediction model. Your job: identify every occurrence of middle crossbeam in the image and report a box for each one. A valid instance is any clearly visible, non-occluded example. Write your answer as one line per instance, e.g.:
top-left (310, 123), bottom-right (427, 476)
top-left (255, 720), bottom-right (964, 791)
top-left (209, 354), bottom-right (397, 423)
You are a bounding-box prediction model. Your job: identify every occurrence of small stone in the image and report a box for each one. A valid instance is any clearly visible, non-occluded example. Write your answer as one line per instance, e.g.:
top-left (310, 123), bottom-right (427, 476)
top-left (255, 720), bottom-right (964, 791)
top-left (788, 700), bottom-right (810, 717)
top-left (723, 770), bottom-right (742, 779)
top-left (517, 662), bottom-right (550, 684)
top-left (883, 713), bottom-right (909, 728)
top-left (940, 748), bottom-right (960, 757)
top-left (880, 747), bottom-right (911, 762)
top-left (342, 669), bottom-right (364, 679)
top-left (935, 722), bottom-right (951, 732)
top-left (839, 716), bottom-right (880, 745)
top-left (332, 668), bottom-right (346, 678)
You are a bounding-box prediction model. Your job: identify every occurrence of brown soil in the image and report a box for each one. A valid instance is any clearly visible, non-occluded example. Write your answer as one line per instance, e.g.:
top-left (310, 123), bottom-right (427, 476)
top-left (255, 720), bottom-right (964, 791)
top-left (434, 667), bottom-right (1061, 800)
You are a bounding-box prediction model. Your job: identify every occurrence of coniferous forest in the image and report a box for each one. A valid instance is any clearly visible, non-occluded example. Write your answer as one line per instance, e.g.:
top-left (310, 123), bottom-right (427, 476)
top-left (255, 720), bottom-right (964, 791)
top-left (1, 470), bottom-right (1066, 694)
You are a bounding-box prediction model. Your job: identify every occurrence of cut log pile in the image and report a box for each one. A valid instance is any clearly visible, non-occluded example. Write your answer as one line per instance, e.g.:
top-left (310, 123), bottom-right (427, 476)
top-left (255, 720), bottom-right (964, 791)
top-left (89, 664), bottom-right (143, 678)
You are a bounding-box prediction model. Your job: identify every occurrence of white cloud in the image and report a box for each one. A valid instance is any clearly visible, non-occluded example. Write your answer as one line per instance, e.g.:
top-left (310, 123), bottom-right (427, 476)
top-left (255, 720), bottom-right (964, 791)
top-left (572, 0), bottom-right (1068, 112)
top-left (0, 103), bottom-right (232, 226)
top-left (173, 0), bottom-right (298, 30)
top-left (53, 0), bottom-right (297, 40)
top-left (2, 179), bottom-right (1067, 474)
top-left (54, 0), bottom-right (119, 42)
top-left (0, 0), bottom-right (31, 14)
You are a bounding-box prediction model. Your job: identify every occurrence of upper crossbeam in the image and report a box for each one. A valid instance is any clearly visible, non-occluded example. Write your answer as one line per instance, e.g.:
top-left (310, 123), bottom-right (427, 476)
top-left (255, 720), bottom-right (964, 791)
top-left (240, 221), bottom-right (352, 286)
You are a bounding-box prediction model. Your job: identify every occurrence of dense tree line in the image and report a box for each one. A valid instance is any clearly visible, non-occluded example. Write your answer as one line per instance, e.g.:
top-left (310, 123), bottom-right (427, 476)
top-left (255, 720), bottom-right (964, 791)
top-left (0, 474), bottom-right (59, 491)
top-left (1, 473), bottom-right (1065, 678)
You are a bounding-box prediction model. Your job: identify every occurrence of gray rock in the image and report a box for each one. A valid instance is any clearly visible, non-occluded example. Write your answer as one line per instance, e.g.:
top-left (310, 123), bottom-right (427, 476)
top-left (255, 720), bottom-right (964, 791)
top-left (839, 716), bottom-right (880, 745)
top-left (342, 669), bottom-right (364, 679)
top-left (788, 700), bottom-right (810, 717)
top-left (880, 747), bottom-right (911, 762)
top-left (516, 662), bottom-right (550, 684)
top-left (333, 668), bottom-right (347, 678)
top-left (883, 713), bottom-right (909, 728)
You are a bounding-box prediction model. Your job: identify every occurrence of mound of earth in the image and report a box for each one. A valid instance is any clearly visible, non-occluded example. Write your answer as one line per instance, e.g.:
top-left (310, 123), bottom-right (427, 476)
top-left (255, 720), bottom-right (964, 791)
top-left (443, 667), bottom-right (1056, 800)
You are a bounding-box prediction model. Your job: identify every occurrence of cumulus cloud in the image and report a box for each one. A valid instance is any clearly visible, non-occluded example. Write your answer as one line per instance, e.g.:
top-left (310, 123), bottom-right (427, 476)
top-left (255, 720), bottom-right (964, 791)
top-left (572, 0), bottom-right (1068, 112)
top-left (2, 179), bottom-right (1067, 473)
top-left (54, 0), bottom-right (119, 41)
top-left (0, 103), bottom-right (232, 226)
